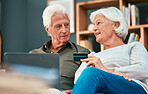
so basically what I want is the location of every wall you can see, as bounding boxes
[1,0,27,61]
[0,0,78,62]
[1,0,48,61]
[27,0,47,51]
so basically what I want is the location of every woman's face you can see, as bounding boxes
[93,15,115,43]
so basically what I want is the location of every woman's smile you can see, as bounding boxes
[94,32,101,36]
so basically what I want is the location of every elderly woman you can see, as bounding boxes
[72,7,148,94]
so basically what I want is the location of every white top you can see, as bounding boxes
[74,42,148,93]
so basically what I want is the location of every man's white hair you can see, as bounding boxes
[90,7,128,40]
[42,4,69,28]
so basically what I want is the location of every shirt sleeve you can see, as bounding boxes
[115,42,148,80]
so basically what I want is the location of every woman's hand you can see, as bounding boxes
[112,72,132,81]
[62,89,72,94]
[80,55,107,71]
[81,55,132,81]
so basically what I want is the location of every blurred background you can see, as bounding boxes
[0,0,148,62]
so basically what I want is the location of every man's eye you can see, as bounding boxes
[65,23,69,27]
[56,25,61,28]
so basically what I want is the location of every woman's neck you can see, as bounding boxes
[102,36,125,50]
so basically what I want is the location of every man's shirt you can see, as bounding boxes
[30,40,90,90]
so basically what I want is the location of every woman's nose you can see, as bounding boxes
[93,26,97,32]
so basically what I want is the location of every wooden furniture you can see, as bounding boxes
[76,0,148,51]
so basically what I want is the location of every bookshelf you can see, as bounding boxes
[76,0,148,51]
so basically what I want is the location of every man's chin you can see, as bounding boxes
[60,39,69,43]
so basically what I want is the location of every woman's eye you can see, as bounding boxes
[97,22,101,25]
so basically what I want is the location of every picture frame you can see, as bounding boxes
[47,0,75,33]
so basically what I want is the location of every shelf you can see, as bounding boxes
[79,24,148,37]
[125,0,148,4]
[79,30,94,37]
[129,24,148,29]
[77,0,119,9]
[76,0,148,51]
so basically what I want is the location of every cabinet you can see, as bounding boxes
[76,0,148,51]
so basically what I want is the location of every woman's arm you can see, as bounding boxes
[115,42,148,80]
[81,55,132,81]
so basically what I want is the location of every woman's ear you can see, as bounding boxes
[113,22,120,31]
[45,26,51,37]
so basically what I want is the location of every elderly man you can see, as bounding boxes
[30,4,90,90]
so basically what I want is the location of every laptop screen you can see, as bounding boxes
[4,52,60,89]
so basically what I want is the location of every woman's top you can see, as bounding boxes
[74,42,148,93]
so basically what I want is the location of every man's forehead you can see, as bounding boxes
[52,12,69,20]
[51,12,69,25]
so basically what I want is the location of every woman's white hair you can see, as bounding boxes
[42,4,69,28]
[90,7,128,40]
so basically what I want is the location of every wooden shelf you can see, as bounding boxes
[129,24,148,29]
[79,24,148,36]
[125,0,148,4]
[76,0,148,51]
[77,0,119,9]
[79,30,94,37]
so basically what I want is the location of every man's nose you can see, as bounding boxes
[61,26,68,33]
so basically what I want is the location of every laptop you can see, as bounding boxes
[3,52,60,89]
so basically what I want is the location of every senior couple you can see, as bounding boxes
[30,4,148,94]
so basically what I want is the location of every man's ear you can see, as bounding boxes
[113,22,120,31]
[45,26,51,37]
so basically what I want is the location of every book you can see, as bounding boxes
[125,7,129,25]
[128,3,131,26]
[131,5,140,26]
[131,36,135,43]
[134,34,140,41]
[122,5,126,18]
[122,3,131,26]
[127,33,135,44]
[123,4,131,26]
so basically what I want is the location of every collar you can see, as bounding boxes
[42,40,73,53]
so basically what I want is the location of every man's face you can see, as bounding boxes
[49,12,70,44]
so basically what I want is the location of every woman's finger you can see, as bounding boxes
[88,55,96,58]
[113,72,132,81]
[86,60,97,67]
[122,74,132,81]
[80,57,95,62]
